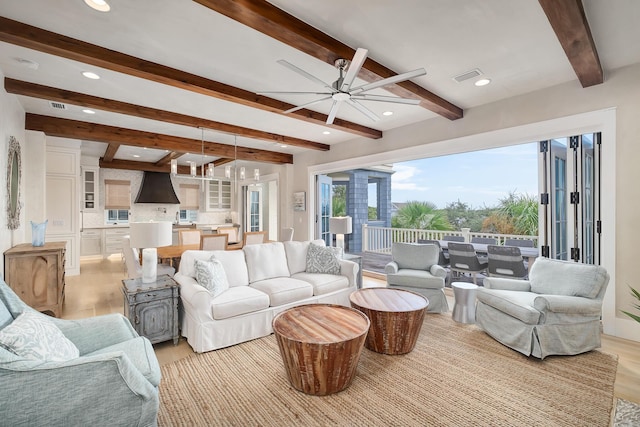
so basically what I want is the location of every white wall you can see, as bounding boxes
[292,62,640,341]
[0,69,26,277]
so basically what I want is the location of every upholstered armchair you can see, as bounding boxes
[476,257,610,359]
[385,242,449,312]
[0,279,160,426]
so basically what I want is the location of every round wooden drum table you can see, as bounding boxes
[350,288,429,355]
[272,304,370,396]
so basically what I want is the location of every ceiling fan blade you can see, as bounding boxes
[346,99,379,122]
[350,94,421,105]
[283,95,333,114]
[277,59,334,91]
[257,91,333,96]
[340,48,368,92]
[326,100,341,125]
[350,68,426,94]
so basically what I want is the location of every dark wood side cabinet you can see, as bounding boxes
[4,242,67,317]
[121,274,180,345]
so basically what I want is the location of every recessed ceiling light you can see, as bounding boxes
[279,144,288,148]
[382,111,393,116]
[132,154,140,158]
[475,78,491,87]
[84,0,110,12]
[322,131,331,135]
[82,109,95,114]
[82,71,100,80]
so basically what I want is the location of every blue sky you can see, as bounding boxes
[389,143,539,209]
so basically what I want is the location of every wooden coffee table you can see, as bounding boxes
[350,288,429,355]
[272,304,370,395]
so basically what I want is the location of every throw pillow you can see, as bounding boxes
[328,246,344,259]
[306,243,341,275]
[0,311,79,362]
[194,257,230,298]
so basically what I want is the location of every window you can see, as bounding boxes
[368,181,379,220]
[179,209,198,222]
[104,180,131,224]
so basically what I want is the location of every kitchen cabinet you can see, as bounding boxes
[104,227,130,257]
[80,229,102,256]
[4,242,66,317]
[206,179,232,210]
[81,166,99,212]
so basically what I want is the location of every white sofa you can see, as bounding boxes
[174,240,359,352]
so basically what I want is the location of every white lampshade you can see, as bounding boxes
[129,221,173,248]
[329,216,353,235]
[129,221,173,283]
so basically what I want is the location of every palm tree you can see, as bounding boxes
[392,201,452,230]
[482,191,538,235]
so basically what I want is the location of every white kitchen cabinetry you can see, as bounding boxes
[80,229,102,256]
[206,179,232,210]
[104,227,130,257]
[81,166,99,212]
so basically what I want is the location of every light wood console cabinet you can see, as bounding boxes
[4,242,67,317]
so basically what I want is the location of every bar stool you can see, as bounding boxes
[452,282,478,323]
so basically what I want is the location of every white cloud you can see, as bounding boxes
[392,165,430,191]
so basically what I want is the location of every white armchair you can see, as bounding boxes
[476,257,609,359]
[384,242,449,313]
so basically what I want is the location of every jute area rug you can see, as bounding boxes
[158,314,617,426]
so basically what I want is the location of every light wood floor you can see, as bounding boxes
[65,257,640,405]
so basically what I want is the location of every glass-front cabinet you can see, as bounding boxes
[82,166,99,212]
[206,179,232,210]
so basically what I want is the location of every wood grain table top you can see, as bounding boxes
[273,304,369,344]
[350,288,428,313]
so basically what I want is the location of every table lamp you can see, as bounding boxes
[329,216,352,250]
[129,221,173,283]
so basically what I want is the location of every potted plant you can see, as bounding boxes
[621,287,640,323]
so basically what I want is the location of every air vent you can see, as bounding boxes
[452,68,482,83]
[49,101,67,110]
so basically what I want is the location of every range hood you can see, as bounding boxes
[135,172,180,204]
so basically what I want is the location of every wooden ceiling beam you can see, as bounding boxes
[538,0,603,87]
[194,0,463,120]
[25,114,293,164]
[155,151,182,167]
[100,158,197,174]
[0,17,380,139]
[5,78,330,151]
[214,158,235,166]
[102,143,120,162]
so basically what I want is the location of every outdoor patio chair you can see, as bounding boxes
[487,245,527,279]
[471,237,498,245]
[417,239,449,266]
[504,238,535,248]
[442,235,465,242]
[447,242,488,286]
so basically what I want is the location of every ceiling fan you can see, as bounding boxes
[259,48,426,125]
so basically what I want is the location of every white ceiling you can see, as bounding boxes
[0,0,639,166]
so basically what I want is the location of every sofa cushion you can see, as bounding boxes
[85,336,160,387]
[194,257,229,297]
[0,300,12,329]
[211,286,270,320]
[284,239,326,274]
[529,257,608,298]
[387,269,445,289]
[243,242,290,283]
[306,243,341,275]
[477,289,541,324]
[392,242,439,270]
[180,250,249,287]
[0,311,79,362]
[291,272,349,296]
[250,277,314,306]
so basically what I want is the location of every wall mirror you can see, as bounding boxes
[7,136,22,230]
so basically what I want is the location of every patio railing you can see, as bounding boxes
[362,224,538,254]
